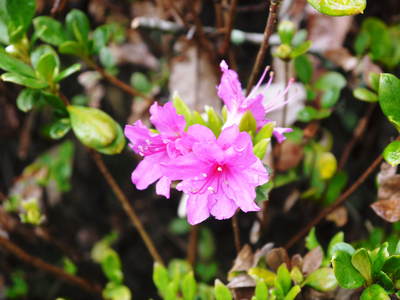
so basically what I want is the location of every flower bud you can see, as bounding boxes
[278,20,296,45]
[274,44,293,61]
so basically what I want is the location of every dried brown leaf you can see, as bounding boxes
[266,247,290,272]
[275,140,304,172]
[229,244,254,273]
[291,254,303,270]
[302,246,323,275]
[326,206,348,227]
[371,197,400,223]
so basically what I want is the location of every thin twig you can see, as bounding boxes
[0,236,102,296]
[18,111,36,160]
[285,152,384,249]
[246,0,282,94]
[90,151,164,265]
[51,0,68,16]
[187,225,198,266]
[338,103,376,170]
[232,213,241,253]
[220,0,239,56]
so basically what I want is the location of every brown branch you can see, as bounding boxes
[246,0,282,94]
[0,236,102,296]
[338,103,376,170]
[220,0,238,56]
[18,111,36,160]
[285,152,384,249]
[187,225,198,266]
[232,213,241,253]
[90,151,164,265]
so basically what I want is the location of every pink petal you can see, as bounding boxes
[217,60,245,111]
[186,193,211,225]
[209,192,238,220]
[273,127,293,143]
[156,176,172,198]
[217,125,240,149]
[149,102,186,136]
[131,153,166,190]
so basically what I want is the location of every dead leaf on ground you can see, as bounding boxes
[229,244,254,273]
[371,197,400,223]
[253,242,274,267]
[326,206,348,227]
[302,246,323,275]
[291,254,303,270]
[227,274,256,289]
[266,247,290,272]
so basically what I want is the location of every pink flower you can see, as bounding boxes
[124,102,187,198]
[164,125,269,225]
[217,60,293,143]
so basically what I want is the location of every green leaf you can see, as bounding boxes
[372,243,389,275]
[376,271,393,291]
[66,9,90,47]
[360,284,390,300]
[297,106,318,122]
[324,171,347,205]
[321,88,341,108]
[153,263,169,296]
[278,20,296,45]
[214,280,232,300]
[101,249,123,283]
[99,47,116,70]
[383,141,400,166]
[16,88,41,112]
[303,268,338,292]
[48,118,71,140]
[59,40,85,56]
[93,24,112,53]
[67,105,125,154]
[362,18,391,62]
[305,227,320,251]
[62,257,77,275]
[254,280,269,300]
[276,264,292,296]
[33,16,67,46]
[181,272,196,300]
[351,249,373,284]
[317,152,337,180]
[239,110,257,134]
[54,63,81,82]
[102,282,131,300]
[369,73,380,91]
[294,55,313,84]
[30,45,59,69]
[1,72,48,89]
[284,286,301,300]
[327,232,345,259]
[1,0,36,43]
[353,88,378,102]
[206,106,223,136]
[354,31,370,56]
[130,72,152,94]
[330,242,355,257]
[254,122,274,144]
[248,267,276,286]
[253,138,270,160]
[5,271,28,298]
[315,72,346,91]
[307,0,366,16]
[382,255,400,276]
[379,73,400,131]
[172,92,192,126]
[290,40,312,58]
[332,250,365,289]
[0,51,35,77]
[36,52,59,82]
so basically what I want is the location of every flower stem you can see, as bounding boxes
[232,213,241,253]
[0,235,103,296]
[285,152,384,249]
[90,151,164,265]
[187,225,198,266]
[246,0,282,94]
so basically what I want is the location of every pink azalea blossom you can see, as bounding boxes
[217,60,293,143]
[164,125,269,225]
[124,102,187,198]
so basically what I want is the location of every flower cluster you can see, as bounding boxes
[124,61,293,225]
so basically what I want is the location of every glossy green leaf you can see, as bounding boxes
[33,16,67,46]
[294,55,313,84]
[372,243,389,275]
[290,40,312,58]
[315,72,346,91]
[297,106,318,122]
[67,105,125,154]
[99,47,116,70]
[153,263,169,295]
[16,88,41,112]
[330,242,355,257]
[327,232,345,259]
[303,268,338,292]
[239,110,257,134]
[360,284,390,300]
[353,88,378,102]
[324,171,347,205]
[0,51,35,78]
[130,72,152,94]
[284,285,301,300]
[276,264,291,296]
[59,40,85,56]
[54,63,81,82]
[321,88,340,108]
[214,280,232,300]
[354,31,370,56]
[305,227,320,251]
[307,0,366,16]
[172,92,192,126]
[248,267,276,286]
[66,9,90,47]
[254,122,274,144]
[254,280,269,300]
[181,272,196,300]
[375,271,393,291]
[48,118,71,140]
[101,249,123,283]
[102,282,131,300]
[206,106,223,136]
[382,255,400,275]
[383,141,400,166]
[379,73,400,131]
[253,138,270,160]
[1,72,48,89]
[362,18,391,62]
[36,52,59,82]
[332,250,365,289]
[351,249,373,284]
